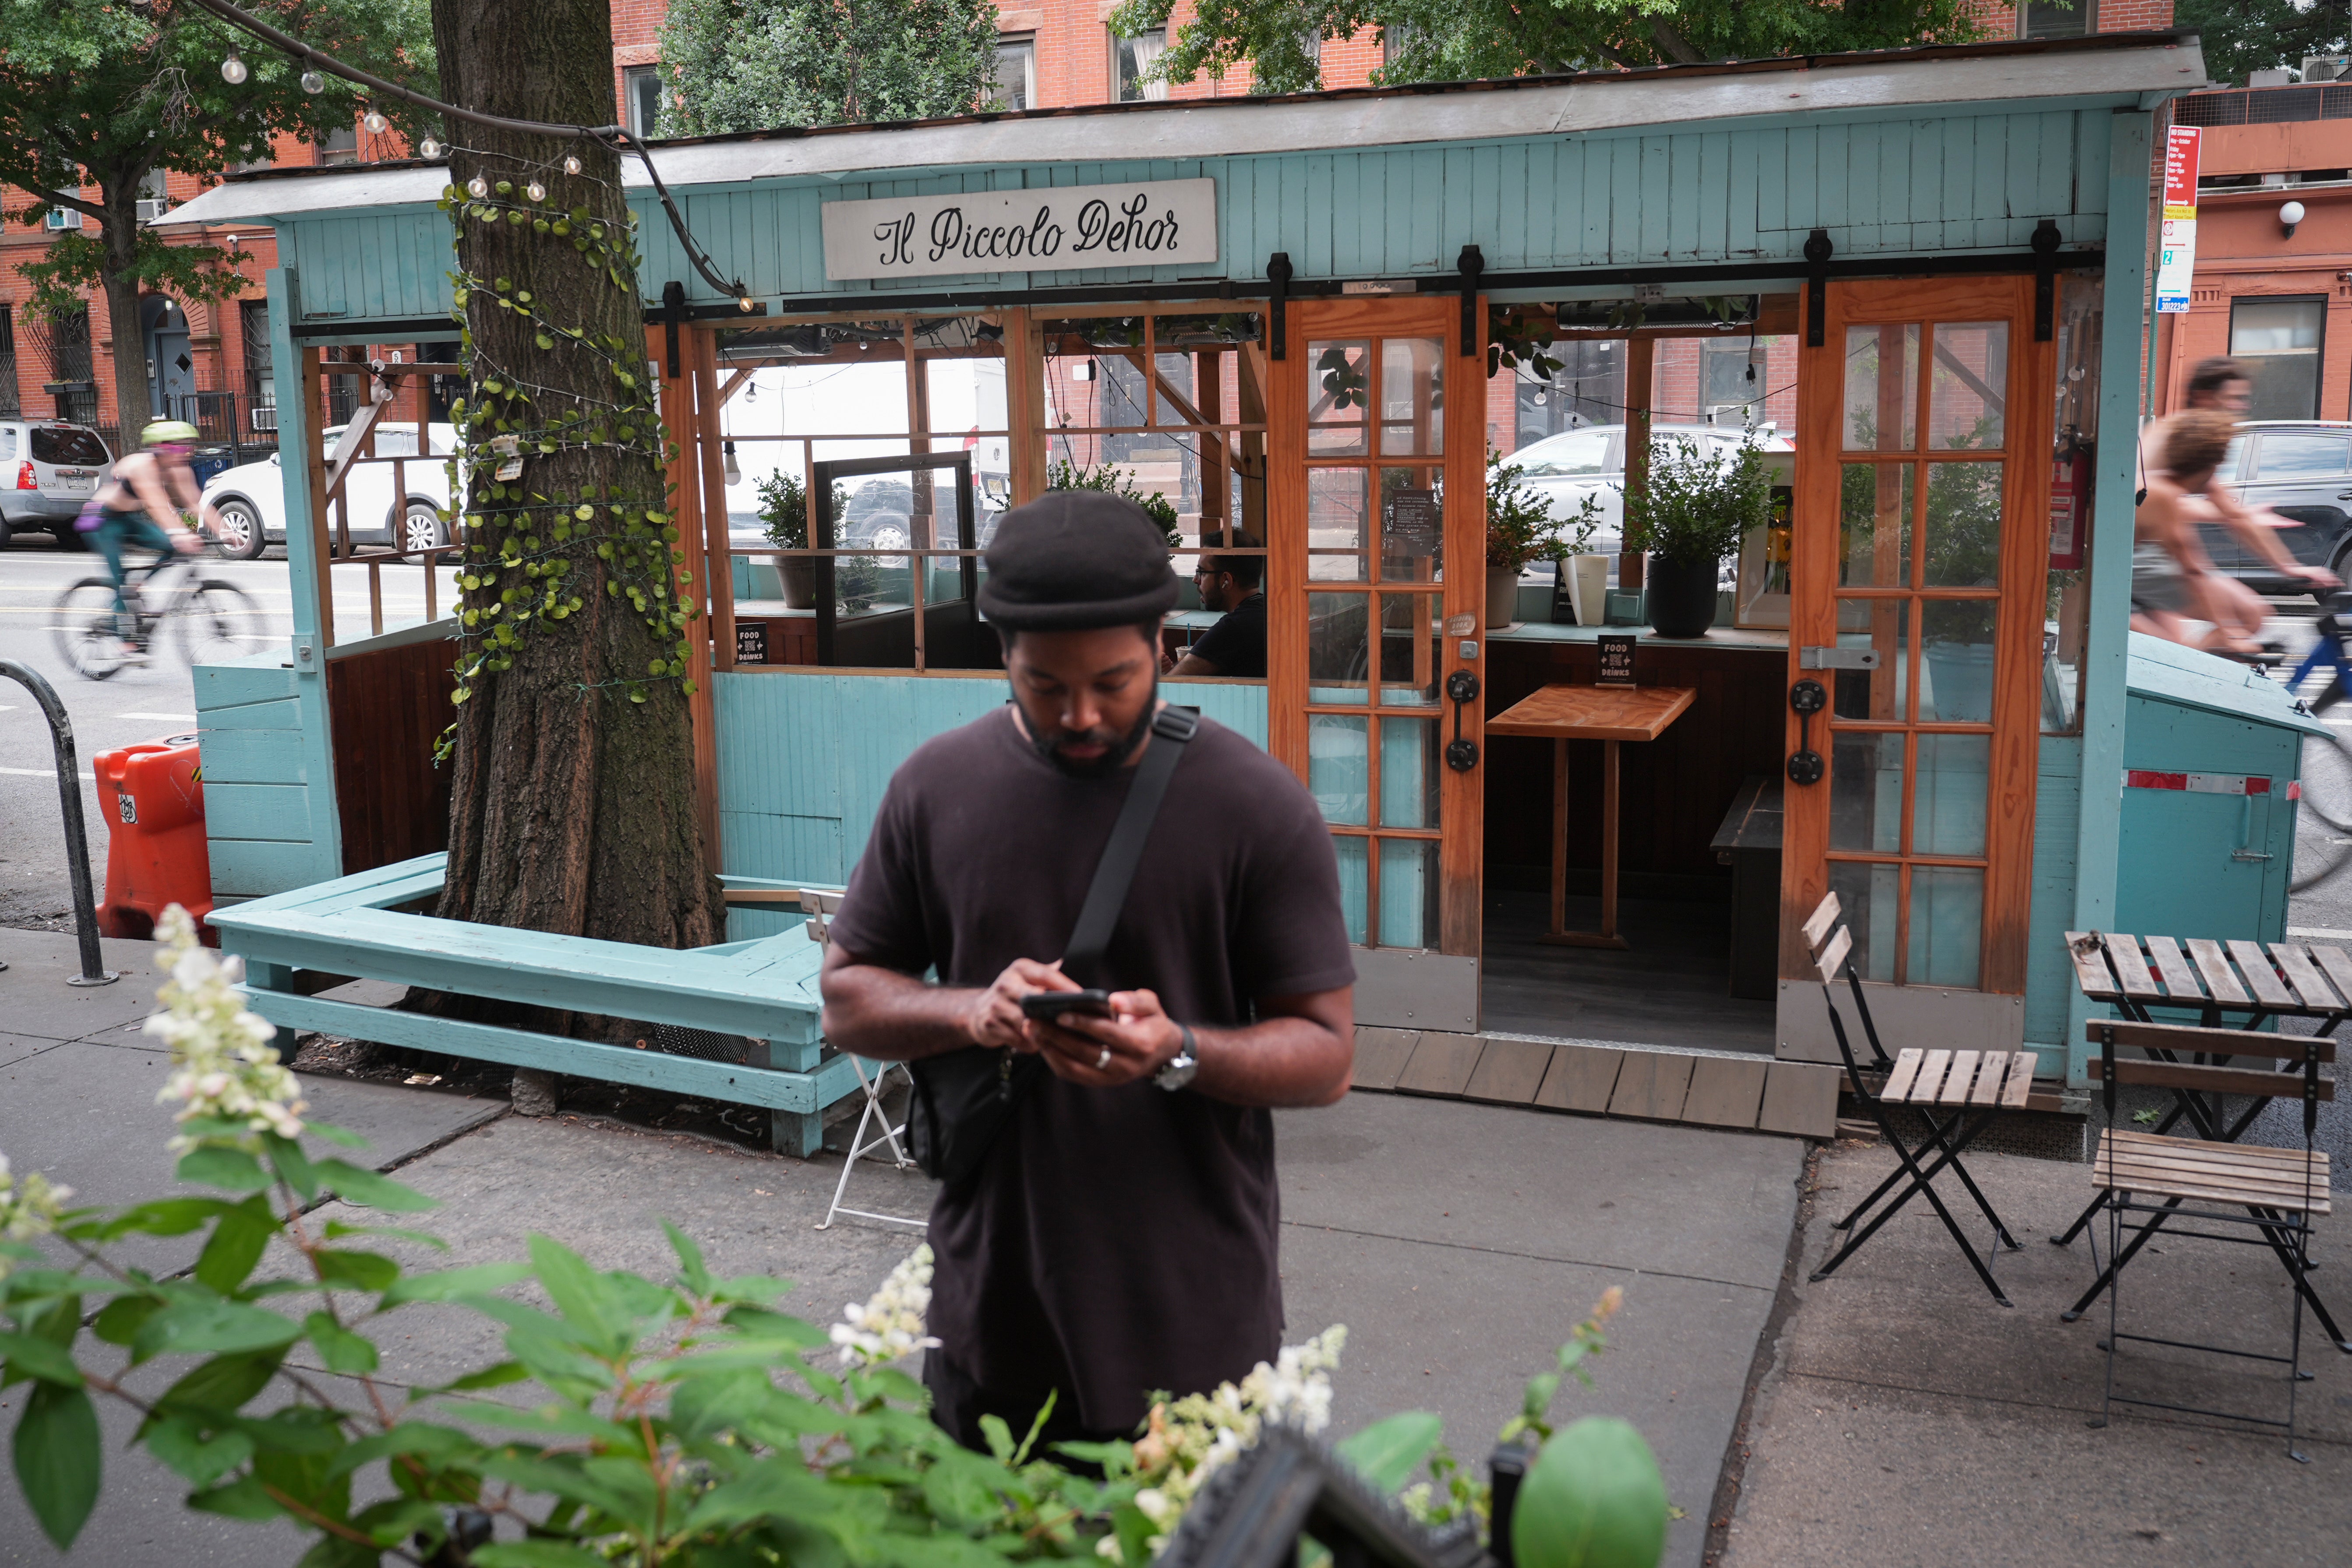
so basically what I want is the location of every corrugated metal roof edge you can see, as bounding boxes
[212,28,2199,186]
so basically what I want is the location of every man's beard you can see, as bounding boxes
[1028,680,1158,779]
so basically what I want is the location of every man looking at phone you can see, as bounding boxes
[820,491,1355,1451]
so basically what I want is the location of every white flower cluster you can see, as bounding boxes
[1106,1325,1348,1561]
[144,905,306,1151]
[830,1242,941,1367]
[0,1149,72,1279]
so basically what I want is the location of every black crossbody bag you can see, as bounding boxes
[905,706,1199,1187]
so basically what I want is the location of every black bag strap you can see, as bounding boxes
[1062,705,1199,985]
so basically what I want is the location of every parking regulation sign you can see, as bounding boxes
[2154,125,2201,314]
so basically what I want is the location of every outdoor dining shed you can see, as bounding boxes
[159,29,2251,1132]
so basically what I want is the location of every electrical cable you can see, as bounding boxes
[181,0,748,302]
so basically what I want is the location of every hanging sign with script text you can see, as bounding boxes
[820,179,1218,282]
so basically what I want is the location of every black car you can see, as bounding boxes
[2205,421,2352,593]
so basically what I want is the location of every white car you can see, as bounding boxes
[1507,421,1795,560]
[201,422,458,560]
[0,421,113,547]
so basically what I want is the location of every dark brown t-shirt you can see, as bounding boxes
[829,705,1354,1433]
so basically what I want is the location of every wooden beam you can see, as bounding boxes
[300,347,336,649]
[1621,336,1653,591]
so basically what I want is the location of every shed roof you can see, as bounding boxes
[2126,632,2330,737]
[159,32,2204,232]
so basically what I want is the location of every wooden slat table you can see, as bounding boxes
[1488,684,1695,950]
[2061,929,2351,1351]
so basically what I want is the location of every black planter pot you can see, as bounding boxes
[1645,554,1720,638]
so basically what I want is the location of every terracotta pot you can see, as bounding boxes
[778,555,817,610]
[1486,564,1522,629]
[1645,555,1720,638]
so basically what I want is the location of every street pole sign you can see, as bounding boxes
[2154,125,2201,314]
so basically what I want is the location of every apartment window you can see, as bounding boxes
[241,300,275,429]
[44,192,82,230]
[0,305,18,419]
[2230,296,2327,420]
[2018,0,2094,39]
[1701,339,1768,416]
[625,65,665,139]
[317,124,359,166]
[1113,29,1167,102]
[990,33,1036,111]
[136,168,170,223]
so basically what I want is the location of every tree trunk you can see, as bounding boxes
[99,184,148,441]
[426,0,718,974]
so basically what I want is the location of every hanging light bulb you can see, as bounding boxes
[221,47,249,85]
[723,441,742,485]
[738,296,756,313]
[364,109,388,134]
[563,155,582,176]
[419,136,441,159]
[300,69,326,95]
[467,176,488,199]
[526,180,546,202]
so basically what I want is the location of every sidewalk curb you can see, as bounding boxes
[1702,1143,1821,1566]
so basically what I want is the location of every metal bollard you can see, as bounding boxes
[0,660,118,985]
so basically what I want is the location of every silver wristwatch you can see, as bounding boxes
[1155,1024,1199,1091]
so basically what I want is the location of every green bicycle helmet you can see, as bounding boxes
[142,419,201,447]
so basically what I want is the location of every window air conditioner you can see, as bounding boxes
[2303,56,2352,83]
[136,198,170,223]
[251,405,279,433]
[44,207,80,230]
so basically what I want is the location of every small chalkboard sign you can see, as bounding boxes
[735,621,769,666]
[1596,633,1636,686]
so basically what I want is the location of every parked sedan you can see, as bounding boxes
[2196,421,2352,594]
[0,421,113,547]
[200,422,458,559]
[1507,421,1793,559]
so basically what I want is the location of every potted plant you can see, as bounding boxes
[756,470,818,608]
[1048,456,1184,548]
[1625,429,1771,639]
[1486,447,1581,629]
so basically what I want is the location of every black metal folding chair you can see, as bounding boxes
[2081,1018,2332,1460]
[1802,891,2034,1306]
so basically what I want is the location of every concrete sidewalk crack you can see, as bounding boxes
[1278,1219,1779,1294]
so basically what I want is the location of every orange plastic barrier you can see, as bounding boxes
[92,732,213,944]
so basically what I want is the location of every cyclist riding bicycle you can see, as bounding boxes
[77,420,227,660]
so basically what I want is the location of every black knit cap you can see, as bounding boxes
[977,490,1180,631]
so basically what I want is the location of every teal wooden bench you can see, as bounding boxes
[207,853,862,1155]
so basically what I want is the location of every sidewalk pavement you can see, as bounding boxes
[1720,1136,2352,1568]
[0,925,1808,1568]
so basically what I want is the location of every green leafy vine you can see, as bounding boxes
[433,175,697,759]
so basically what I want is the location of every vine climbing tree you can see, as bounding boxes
[425,0,719,1002]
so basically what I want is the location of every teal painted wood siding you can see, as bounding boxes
[712,670,1268,936]
[194,656,341,902]
[2024,736,2083,1067]
[279,108,2112,322]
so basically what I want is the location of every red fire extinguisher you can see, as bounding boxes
[2049,431,2092,570]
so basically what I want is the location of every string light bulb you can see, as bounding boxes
[221,47,248,85]
[723,441,741,485]
[419,137,441,159]
[364,109,388,134]
[526,180,546,202]
[563,155,582,176]
[738,296,756,312]
[467,176,488,199]
[300,69,326,95]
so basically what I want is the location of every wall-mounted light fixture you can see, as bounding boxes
[2281,199,2308,238]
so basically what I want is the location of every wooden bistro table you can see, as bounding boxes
[1487,683,1696,949]
[2062,929,2352,1351]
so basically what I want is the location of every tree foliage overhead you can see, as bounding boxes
[656,0,1002,134]
[2177,0,2350,87]
[1106,0,1990,98]
[0,0,435,432]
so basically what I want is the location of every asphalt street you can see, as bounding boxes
[0,533,456,930]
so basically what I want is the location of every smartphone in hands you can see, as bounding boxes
[1019,989,1115,1021]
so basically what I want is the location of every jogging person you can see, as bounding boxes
[820,491,1356,1452]
[81,420,224,656]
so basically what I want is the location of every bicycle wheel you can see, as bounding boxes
[2293,725,2352,891]
[171,579,268,667]
[48,579,132,681]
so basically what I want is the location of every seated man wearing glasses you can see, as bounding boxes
[1165,530,1265,678]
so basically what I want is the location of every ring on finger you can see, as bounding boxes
[1097,1046,1112,1070]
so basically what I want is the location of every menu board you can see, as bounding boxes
[1597,633,1636,686]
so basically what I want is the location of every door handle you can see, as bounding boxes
[1444,669,1480,772]
[1788,679,1827,785]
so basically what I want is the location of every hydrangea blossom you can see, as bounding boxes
[0,1149,71,1280]
[1106,1325,1348,1560]
[144,904,306,1150]
[831,1243,942,1367]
